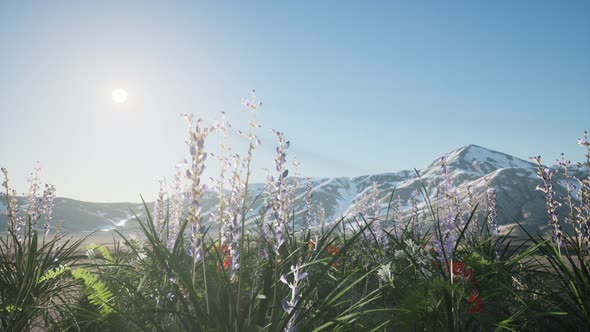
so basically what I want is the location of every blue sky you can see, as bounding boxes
[1,1,589,202]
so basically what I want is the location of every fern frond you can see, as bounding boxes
[71,267,116,318]
[87,243,115,263]
[38,264,70,283]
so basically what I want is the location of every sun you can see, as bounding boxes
[112,89,128,103]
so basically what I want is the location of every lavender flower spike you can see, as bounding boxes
[184,114,210,263]
[1,168,19,235]
[486,188,499,237]
[433,157,458,260]
[227,153,245,280]
[268,129,290,255]
[40,183,56,241]
[531,156,563,249]
[578,131,590,166]
[280,262,308,332]
[153,179,166,240]
[25,163,42,231]
[303,178,313,234]
[167,167,184,251]
[409,189,422,236]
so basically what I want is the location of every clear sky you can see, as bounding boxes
[1,1,589,202]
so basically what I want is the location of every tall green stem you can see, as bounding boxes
[270,255,281,325]
[235,111,256,331]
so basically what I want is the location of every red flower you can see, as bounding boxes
[223,256,231,270]
[215,245,231,271]
[326,245,340,255]
[445,261,474,282]
[215,244,229,254]
[307,240,316,257]
[468,289,484,314]
[326,245,341,269]
[447,261,465,275]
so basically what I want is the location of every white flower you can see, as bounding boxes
[377,263,394,284]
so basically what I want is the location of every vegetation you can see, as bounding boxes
[1,94,589,331]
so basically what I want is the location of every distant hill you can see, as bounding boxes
[1,145,586,238]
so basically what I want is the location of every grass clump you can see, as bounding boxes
[2,95,590,331]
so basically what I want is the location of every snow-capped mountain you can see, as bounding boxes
[0,198,151,234]
[1,145,585,238]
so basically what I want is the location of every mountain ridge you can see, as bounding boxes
[1,144,584,238]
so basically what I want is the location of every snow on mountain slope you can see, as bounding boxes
[1,144,580,238]
[462,145,534,169]
[240,151,556,236]
[422,145,535,178]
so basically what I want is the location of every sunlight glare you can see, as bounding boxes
[112,89,128,103]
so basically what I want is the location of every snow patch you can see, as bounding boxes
[94,210,107,218]
[336,184,361,219]
[462,145,534,169]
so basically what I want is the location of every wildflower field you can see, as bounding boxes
[2,94,590,331]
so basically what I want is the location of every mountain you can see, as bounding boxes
[1,145,586,238]
[0,198,150,234]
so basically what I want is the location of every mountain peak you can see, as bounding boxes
[453,143,499,158]
[446,144,535,174]
[421,144,535,179]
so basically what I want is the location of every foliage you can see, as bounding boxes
[2,95,589,331]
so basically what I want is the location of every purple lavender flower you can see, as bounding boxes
[556,154,582,243]
[531,156,563,248]
[260,198,271,259]
[303,178,313,234]
[183,114,210,263]
[486,188,498,236]
[392,195,403,240]
[315,202,326,235]
[1,168,22,239]
[210,112,230,243]
[357,183,381,244]
[578,131,590,167]
[268,129,290,255]
[576,176,590,247]
[167,167,184,251]
[228,214,242,278]
[226,153,245,279]
[280,262,308,332]
[25,163,42,232]
[40,183,56,240]
[433,157,458,259]
[2,165,57,242]
[409,189,422,236]
[576,131,590,246]
[224,91,262,279]
[242,89,262,111]
[370,182,386,246]
[153,180,166,239]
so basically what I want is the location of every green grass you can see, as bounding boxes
[2,99,588,331]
